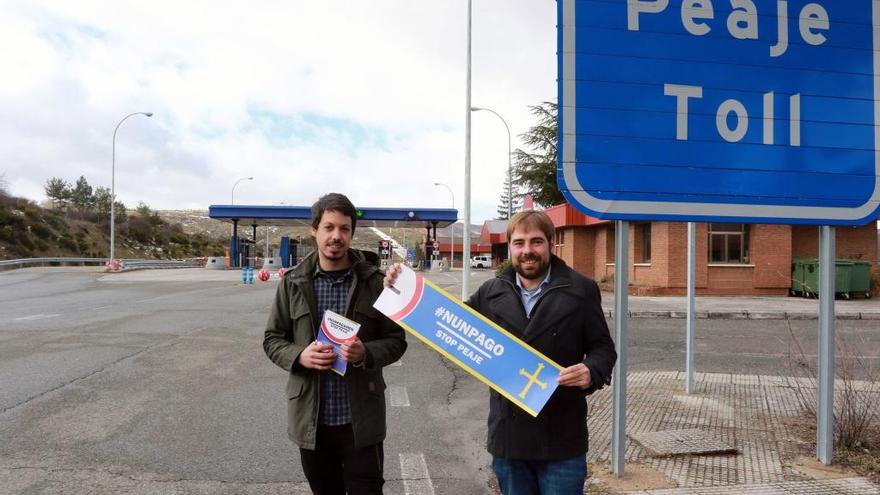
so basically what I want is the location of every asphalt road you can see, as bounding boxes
[2,266,879,494]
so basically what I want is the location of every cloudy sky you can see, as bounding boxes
[1,1,557,222]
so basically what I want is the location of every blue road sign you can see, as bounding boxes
[558,0,880,225]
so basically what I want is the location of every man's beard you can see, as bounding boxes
[323,242,347,259]
[513,254,549,280]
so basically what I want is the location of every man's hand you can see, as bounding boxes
[558,363,592,389]
[340,336,366,365]
[298,341,336,370]
[383,262,402,288]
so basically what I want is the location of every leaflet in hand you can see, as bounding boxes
[317,309,361,375]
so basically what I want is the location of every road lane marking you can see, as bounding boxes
[13,314,60,321]
[390,386,410,407]
[399,453,434,495]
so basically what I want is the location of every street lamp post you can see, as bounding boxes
[434,182,455,269]
[231,176,254,205]
[110,111,153,265]
[229,177,254,267]
[471,106,513,219]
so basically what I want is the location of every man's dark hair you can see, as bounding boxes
[311,193,357,232]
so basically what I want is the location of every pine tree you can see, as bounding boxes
[496,169,522,219]
[69,176,94,211]
[93,187,112,217]
[44,177,71,209]
[511,101,562,208]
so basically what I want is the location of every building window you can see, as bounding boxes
[555,228,565,250]
[639,223,652,263]
[709,223,750,263]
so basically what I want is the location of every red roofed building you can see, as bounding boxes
[489,202,878,296]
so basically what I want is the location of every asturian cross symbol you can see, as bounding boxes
[518,363,547,399]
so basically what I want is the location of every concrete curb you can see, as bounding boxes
[603,310,880,320]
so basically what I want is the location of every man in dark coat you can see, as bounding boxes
[386,210,616,494]
[264,193,406,495]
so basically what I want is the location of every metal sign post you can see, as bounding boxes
[686,222,696,394]
[611,220,629,475]
[817,226,836,463]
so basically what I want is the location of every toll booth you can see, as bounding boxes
[229,235,240,268]
[239,238,256,267]
[279,236,300,268]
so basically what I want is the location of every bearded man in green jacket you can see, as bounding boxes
[264,193,406,495]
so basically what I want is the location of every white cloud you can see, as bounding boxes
[0,0,556,223]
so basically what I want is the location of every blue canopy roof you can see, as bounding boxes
[208,205,457,228]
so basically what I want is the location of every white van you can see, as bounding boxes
[471,255,492,269]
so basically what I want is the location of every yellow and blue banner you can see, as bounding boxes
[374,265,560,417]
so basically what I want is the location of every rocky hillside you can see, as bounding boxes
[0,194,227,260]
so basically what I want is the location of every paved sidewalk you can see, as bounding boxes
[600,294,880,320]
[586,371,879,494]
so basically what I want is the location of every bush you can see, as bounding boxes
[495,259,511,276]
[169,231,189,245]
[31,223,52,239]
[0,225,14,243]
[128,217,153,244]
[58,234,76,251]
[784,321,880,449]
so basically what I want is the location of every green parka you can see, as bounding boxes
[263,249,407,450]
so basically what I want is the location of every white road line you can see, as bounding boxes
[390,386,410,407]
[399,453,434,495]
[13,313,60,322]
[389,360,402,367]
[92,305,113,310]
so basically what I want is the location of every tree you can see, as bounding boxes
[496,169,522,219]
[69,176,94,210]
[511,101,563,208]
[136,201,152,217]
[0,173,8,197]
[44,177,71,209]
[93,187,112,217]
[114,201,128,224]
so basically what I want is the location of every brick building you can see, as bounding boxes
[539,203,878,296]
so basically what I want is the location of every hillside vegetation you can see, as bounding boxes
[0,186,226,261]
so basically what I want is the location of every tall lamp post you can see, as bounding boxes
[231,176,253,205]
[110,111,153,265]
[229,177,257,266]
[471,106,513,219]
[434,182,456,269]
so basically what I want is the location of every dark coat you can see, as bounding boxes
[466,255,617,460]
[263,249,407,450]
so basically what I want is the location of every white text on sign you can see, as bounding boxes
[627,0,829,58]
[629,1,828,147]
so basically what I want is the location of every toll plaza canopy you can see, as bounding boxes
[208,205,457,228]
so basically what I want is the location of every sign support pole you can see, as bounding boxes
[685,222,696,394]
[817,226,835,464]
[612,220,629,476]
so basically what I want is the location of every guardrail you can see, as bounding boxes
[0,257,203,271]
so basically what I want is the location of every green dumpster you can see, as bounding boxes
[800,259,854,299]
[850,260,873,298]
[790,259,809,296]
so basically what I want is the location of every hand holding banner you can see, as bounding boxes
[374,265,561,416]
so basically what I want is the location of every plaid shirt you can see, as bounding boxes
[314,264,354,426]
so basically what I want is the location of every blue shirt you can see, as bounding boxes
[516,266,552,318]
[313,264,353,426]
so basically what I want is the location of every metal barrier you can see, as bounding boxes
[0,257,201,271]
